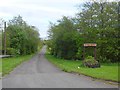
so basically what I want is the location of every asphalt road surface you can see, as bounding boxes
[2,46,118,88]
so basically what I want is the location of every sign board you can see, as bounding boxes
[84,43,97,47]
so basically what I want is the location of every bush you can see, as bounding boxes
[99,56,111,63]
[83,56,100,68]
[6,48,16,55]
[86,56,94,59]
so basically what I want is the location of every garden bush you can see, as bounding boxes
[83,56,100,68]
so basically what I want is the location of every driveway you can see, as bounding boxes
[2,46,118,88]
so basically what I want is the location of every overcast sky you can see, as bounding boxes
[0,0,116,39]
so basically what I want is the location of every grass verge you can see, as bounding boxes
[45,53,119,82]
[2,54,34,76]
[0,58,2,73]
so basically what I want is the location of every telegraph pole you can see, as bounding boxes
[4,22,6,55]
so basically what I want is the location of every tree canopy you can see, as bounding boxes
[3,15,41,55]
[47,1,119,62]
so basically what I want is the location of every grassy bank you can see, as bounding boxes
[2,54,34,76]
[0,58,2,73]
[45,53,119,82]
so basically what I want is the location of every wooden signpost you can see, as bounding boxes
[4,22,6,55]
[83,43,97,60]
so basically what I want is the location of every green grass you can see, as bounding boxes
[45,53,119,82]
[0,58,2,73]
[2,54,34,76]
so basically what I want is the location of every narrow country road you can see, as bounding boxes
[2,46,118,88]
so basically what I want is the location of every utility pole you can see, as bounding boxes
[4,22,6,55]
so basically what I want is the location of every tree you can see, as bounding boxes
[5,15,40,55]
[77,1,119,62]
[48,1,119,62]
[48,16,81,60]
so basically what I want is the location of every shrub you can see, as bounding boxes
[99,56,111,63]
[86,56,94,59]
[6,48,16,55]
[83,56,100,68]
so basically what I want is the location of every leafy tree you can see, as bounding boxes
[48,1,119,62]
[5,15,40,55]
[77,1,119,62]
[48,16,81,59]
